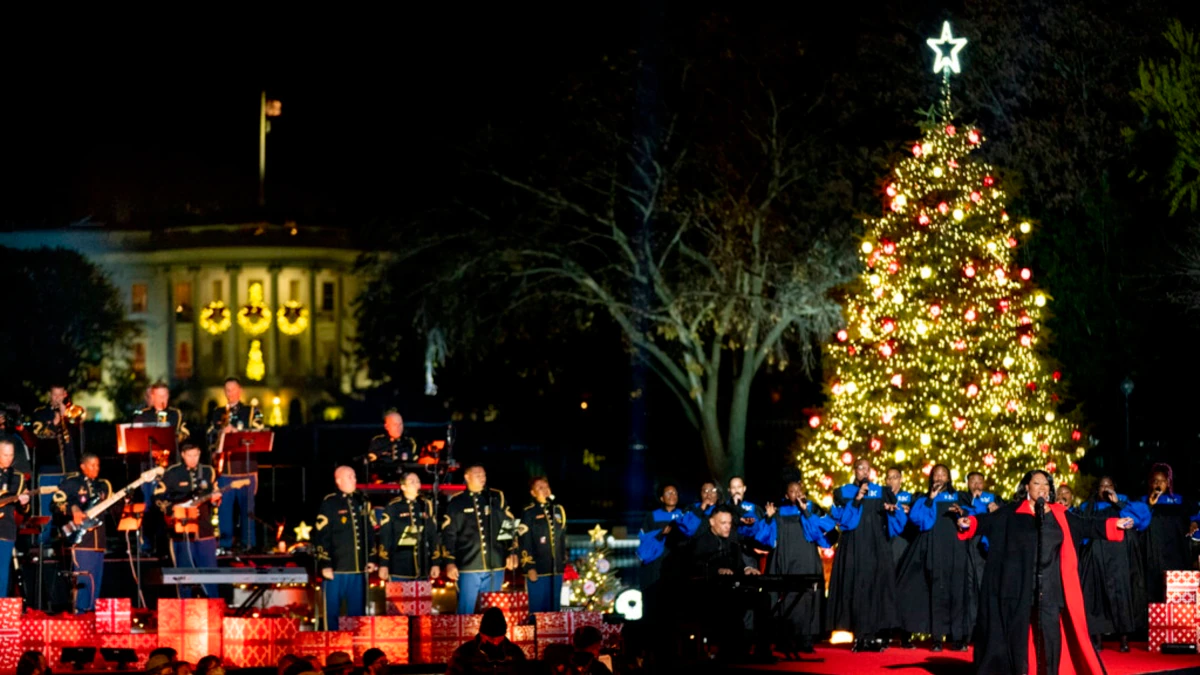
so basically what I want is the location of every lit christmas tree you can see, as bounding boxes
[565,525,622,612]
[800,22,1086,501]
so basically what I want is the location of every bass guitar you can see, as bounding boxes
[61,467,164,545]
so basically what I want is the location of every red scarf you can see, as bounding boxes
[1016,499,1122,675]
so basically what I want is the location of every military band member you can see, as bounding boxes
[0,406,33,475]
[517,476,568,613]
[366,411,417,483]
[32,385,83,544]
[54,454,113,612]
[155,442,220,599]
[376,472,439,581]
[133,382,189,463]
[315,466,377,630]
[134,383,189,555]
[207,377,265,553]
[440,465,518,614]
[0,440,30,597]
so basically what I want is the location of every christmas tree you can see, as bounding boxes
[800,22,1085,501]
[565,525,622,612]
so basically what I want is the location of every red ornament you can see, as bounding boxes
[922,462,934,476]
[872,287,885,299]
[953,417,968,430]
[963,264,976,278]
[968,129,981,144]
[953,339,967,350]
[945,125,957,136]
[1020,268,1032,280]
[881,318,895,333]
[1071,429,1082,442]
[841,451,854,465]
[869,438,882,452]
[938,202,950,215]
[1039,443,1050,454]
[832,383,844,395]
[1052,370,1062,381]
[882,240,896,255]
[1026,382,1037,391]
[808,415,821,428]
[983,453,996,467]
[868,251,880,268]
[1007,237,1018,248]
[836,330,848,342]
[971,191,983,203]
[1070,462,1079,473]
[948,159,959,169]
[983,175,995,186]
[820,475,833,489]
[890,374,903,387]
[930,304,942,318]
[564,565,579,581]
[998,299,1010,313]
[1006,400,1019,412]
[1020,334,1033,347]
[887,260,900,274]
[994,268,1007,281]
[992,371,1005,385]
[879,343,893,358]
[966,383,979,397]
[1045,461,1057,473]
[964,308,977,322]
[886,184,898,197]
[881,412,895,425]
[832,420,843,432]
[848,345,857,355]
[918,212,931,226]
[912,144,923,157]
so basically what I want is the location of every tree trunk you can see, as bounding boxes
[726,365,752,480]
[699,397,728,481]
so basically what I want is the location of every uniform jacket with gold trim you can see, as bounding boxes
[518,500,568,575]
[440,488,515,572]
[376,495,438,578]
[315,491,376,573]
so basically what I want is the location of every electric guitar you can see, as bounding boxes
[61,467,164,545]
[173,478,250,510]
[0,486,60,518]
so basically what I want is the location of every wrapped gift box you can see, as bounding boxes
[158,598,225,663]
[409,616,434,665]
[385,581,433,616]
[96,598,132,635]
[534,611,603,639]
[1149,627,1198,652]
[1166,590,1198,604]
[223,617,302,667]
[341,616,410,664]
[428,614,530,663]
[1148,602,1198,628]
[99,633,158,668]
[22,613,99,670]
[509,624,536,660]
[1165,570,1200,589]
[291,631,353,665]
[599,621,624,650]
[0,598,22,672]
[478,591,529,617]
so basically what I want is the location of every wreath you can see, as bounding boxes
[277,301,310,336]
[199,301,232,335]
[238,283,272,336]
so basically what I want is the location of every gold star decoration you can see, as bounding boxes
[294,520,313,541]
[587,524,608,544]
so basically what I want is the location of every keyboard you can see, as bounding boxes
[160,567,309,585]
[712,574,823,593]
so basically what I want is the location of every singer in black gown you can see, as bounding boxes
[765,482,835,653]
[1139,464,1194,602]
[957,470,1133,675]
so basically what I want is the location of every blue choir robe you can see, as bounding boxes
[637,507,692,620]
[1078,495,1150,635]
[827,482,904,636]
[895,489,975,641]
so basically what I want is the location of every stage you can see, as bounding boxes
[713,642,1200,675]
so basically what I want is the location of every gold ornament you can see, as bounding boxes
[587,524,608,544]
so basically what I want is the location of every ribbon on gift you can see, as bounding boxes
[158,599,225,663]
[96,598,133,635]
[341,616,410,664]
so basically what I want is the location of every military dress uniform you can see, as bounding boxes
[377,495,439,580]
[132,406,189,554]
[207,401,264,550]
[441,488,515,614]
[517,499,568,613]
[155,462,219,598]
[366,434,417,482]
[0,465,28,597]
[315,490,375,630]
[54,472,113,611]
[31,406,83,544]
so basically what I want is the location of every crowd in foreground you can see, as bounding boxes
[637,459,1199,672]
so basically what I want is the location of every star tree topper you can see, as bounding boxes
[927,21,968,75]
[587,524,608,544]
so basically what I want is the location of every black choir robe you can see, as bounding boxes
[961,499,1127,675]
[827,482,904,636]
[890,490,916,567]
[1077,496,1150,636]
[895,490,974,640]
[766,503,834,641]
[1137,493,1194,602]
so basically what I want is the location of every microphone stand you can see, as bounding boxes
[1033,497,1045,675]
[359,491,372,616]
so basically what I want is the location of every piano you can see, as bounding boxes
[160,567,309,585]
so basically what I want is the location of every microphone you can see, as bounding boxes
[1035,496,1046,527]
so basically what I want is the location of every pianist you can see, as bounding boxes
[685,505,767,663]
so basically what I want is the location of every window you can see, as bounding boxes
[288,338,302,367]
[289,279,301,302]
[321,282,335,311]
[131,284,148,313]
[322,340,337,378]
[132,342,146,374]
[176,341,193,379]
[212,280,224,303]
[212,338,225,372]
[175,282,193,321]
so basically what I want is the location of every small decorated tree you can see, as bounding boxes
[565,524,622,612]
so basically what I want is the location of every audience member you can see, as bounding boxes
[447,607,527,674]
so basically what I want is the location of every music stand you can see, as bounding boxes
[118,423,177,467]
[218,430,273,475]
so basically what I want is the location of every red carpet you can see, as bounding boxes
[729,642,1200,674]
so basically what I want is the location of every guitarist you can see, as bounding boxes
[0,439,31,598]
[53,453,112,612]
[154,442,220,599]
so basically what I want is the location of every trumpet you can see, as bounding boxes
[61,402,87,424]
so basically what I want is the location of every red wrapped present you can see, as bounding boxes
[478,591,529,617]
[1148,602,1198,627]
[385,581,433,616]
[1165,570,1200,589]
[341,616,410,664]
[0,598,22,672]
[409,616,433,665]
[428,614,529,663]
[1165,590,1198,604]
[223,617,302,667]
[22,613,99,670]
[96,598,132,635]
[599,621,624,650]
[509,624,536,660]
[534,611,603,639]
[99,633,158,668]
[291,631,353,665]
[158,598,224,663]
[1149,627,1197,652]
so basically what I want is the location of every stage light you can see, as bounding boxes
[615,589,643,621]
